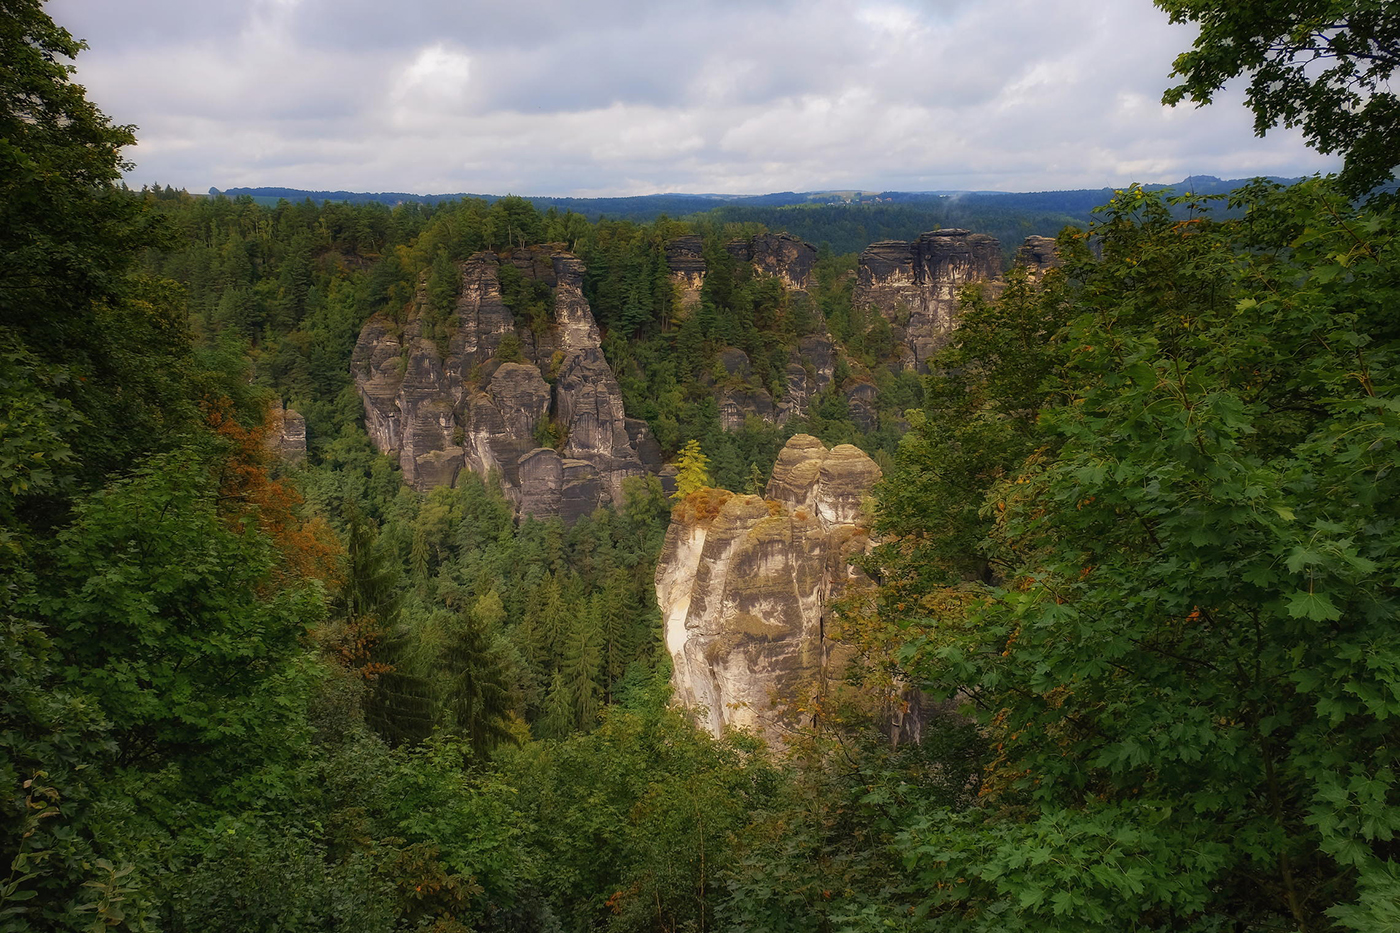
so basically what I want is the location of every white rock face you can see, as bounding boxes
[655,435,880,743]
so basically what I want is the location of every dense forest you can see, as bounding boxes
[3,0,1400,931]
[217,176,1284,258]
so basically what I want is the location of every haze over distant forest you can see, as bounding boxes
[3,1,1400,933]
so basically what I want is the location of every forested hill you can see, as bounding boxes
[9,0,1400,930]
[215,176,1298,254]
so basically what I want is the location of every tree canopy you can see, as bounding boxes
[1158,0,1400,194]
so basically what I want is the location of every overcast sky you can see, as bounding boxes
[47,0,1340,196]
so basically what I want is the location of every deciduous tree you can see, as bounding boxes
[1158,0,1400,194]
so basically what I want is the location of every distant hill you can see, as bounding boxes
[215,176,1299,214]
[211,186,820,217]
[213,176,1304,255]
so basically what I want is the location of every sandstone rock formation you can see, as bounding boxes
[656,435,881,742]
[675,231,820,303]
[845,382,878,432]
[1015,235,1060,280]
[708,335,842,432]
[351,249,655,520]
[659,230,844,431]
[266,400,307,463]
[855,229,1002,368]
[664,234,707,311]
[749,232,817,291]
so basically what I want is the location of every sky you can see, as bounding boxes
[47,0,1340,197]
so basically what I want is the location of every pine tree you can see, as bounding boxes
[409,524,430,582]
[535,572,568,667]
[671,439,712,499]
[563,604,604,731]
[598,572,632,691]
[538,671,574,741]
[437,612,516,759]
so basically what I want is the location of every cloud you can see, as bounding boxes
[46,0,1340,195]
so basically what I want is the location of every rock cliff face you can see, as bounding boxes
[664,234,707,311]
[656,435,881,742]
[266,400,307,463]
[855,229,1002,368]
[660,231,841,430]
[748,232,817,291]
[669,231,819,301]
[351,249,655,521]
[1015,235,1060,280]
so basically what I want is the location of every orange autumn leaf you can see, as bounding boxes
[203,398,341,587]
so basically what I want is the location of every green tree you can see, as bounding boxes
[875,264,1074,588]
[562,606,604,732]
[892,183,1400,931]
[503,703,764,933]
[671,439,712,500]
[1158,0,1400,194]
[37,449,321,779]
[1,1,197,511]
[485,195,545,250]
[436,613,516,760]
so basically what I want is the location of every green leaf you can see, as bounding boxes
[1286,590,1343,622]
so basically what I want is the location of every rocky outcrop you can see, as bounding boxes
[516,448,608,525]
[845,383,878,433]
[855,229,1002,368]
[719,386,778,431]
[668,231,819,314]
[665,234,707,311]
[460,362,552,493]
[657,435,881,742]
[750,233,817,291]
[351,249,655,520]
[710,335,842,431]
[779,335,837,422]
[721,233,818,291]
[266,400,307,463]
[1015,235,1059,280]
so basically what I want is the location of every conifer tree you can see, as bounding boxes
[671,439,712,499]
[538,671,574,741]
[437,612,515,759]
[563,604,604,731]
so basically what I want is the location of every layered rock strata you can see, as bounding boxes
[668,231,819,305]
[664,234,707,311]
[748,232,817,291]
[855,229,1002,368]
[266,400,307,463]
[660,231,840,430]
[352,249,655,521]
[1015,235,1060,280]
[656,435,881,742]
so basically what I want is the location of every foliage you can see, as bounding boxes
[21,4,1400,932]
[0,2,195,498]
[497,260,555,337]
[503,697,770,933]
[670,439,712,500]
[887,181,1400,930]
[34,447,324,783]
[1158,0,1400,194]
[874,262,1075,590]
